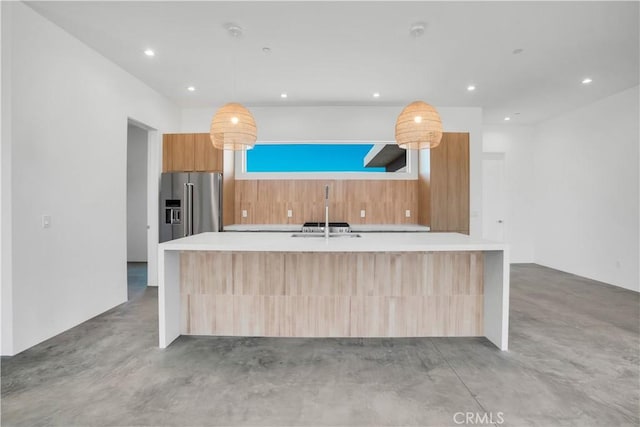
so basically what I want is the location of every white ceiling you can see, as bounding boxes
[26,1,639,124]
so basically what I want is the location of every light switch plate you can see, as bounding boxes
[405,210,411,218]
[42,215,51,228]
[287,209,293,218]
[242,210,248,218]
[360,210,366,218]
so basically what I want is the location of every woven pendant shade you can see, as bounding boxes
[395,101,443,150]
[210,103,257,150]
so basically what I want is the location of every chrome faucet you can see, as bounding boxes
[324,184,330,240]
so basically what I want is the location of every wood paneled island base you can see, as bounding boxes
[180,251,484,338]
[159,232,509,350]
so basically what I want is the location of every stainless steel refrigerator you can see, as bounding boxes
[159,172,222,242]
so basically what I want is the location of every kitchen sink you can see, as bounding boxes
[301,222,351,233]
[295,221,358,238]
[291,232,362,238]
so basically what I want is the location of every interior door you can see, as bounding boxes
[482,153,506,241]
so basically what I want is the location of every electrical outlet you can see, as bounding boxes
[242,210,248,218]
[42,215,51,228]
[360,210,366,218]
[405,210,411,218]
[287,209,293,218]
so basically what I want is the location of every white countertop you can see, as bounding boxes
[224,224,431,232]
[160,232,506,253]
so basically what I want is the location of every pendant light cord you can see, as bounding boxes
[225,23,243,101]
[232,40,237,101]
[410,22,426,99]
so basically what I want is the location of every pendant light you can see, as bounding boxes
[395,100,442,150]
[395,23,443,150]
[210,24,257,150]
[210,103,257,150]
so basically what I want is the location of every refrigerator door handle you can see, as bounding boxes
[183,183,189,237]
[185,182,195,236]
[182,183,189,237]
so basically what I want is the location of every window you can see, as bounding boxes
[238,142,417,180]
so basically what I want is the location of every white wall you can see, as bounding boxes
[533,86,639,291]
[1,0,14,356]
[483,125,536,263]
[145,128,162,288]
[127,124,148,262]
[181,105,484,237]
[2,2,180,355]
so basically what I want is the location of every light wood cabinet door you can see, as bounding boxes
[194,134,223,172]
[162,134,175,172]
[430,133,470,234]
[163,133,223,173]
[163,133,195,172]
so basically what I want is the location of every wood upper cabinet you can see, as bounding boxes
[194,133,223,171]
[162,133,222,172]
[163,133,195,172]
[429,132,470,234]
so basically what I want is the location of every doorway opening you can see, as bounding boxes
[126,121,149,299]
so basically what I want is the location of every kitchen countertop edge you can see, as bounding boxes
[159,231,507,253]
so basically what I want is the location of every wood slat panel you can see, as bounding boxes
[234,180,419,224]
[418,149,431,226]
[430,133,470,233]
[180,251,484,337]
[233,296,265,336]
[180,251,233,295]
[222,150,235,226]
[264,296,291,337]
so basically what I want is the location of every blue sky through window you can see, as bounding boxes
[246,144,385,172]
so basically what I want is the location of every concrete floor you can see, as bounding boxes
[1,264,638,427]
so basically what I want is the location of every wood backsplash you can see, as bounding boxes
[234,180,419,224]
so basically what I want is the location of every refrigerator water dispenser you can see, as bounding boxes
[164,200,181,225]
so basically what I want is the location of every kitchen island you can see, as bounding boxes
[158,232,510,350]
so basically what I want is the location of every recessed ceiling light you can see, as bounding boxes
[582,77,593,84]
[280,93,288,99]
[187,86,195,92]
[410,22,426,38]
[504,116,511,121]
[224,23,243,38]
[514,112,521,115]
[512,48,524,55]
[373,92,380,98]
[467,85,476,91]
[262,47,271,54]
[144,49,155,57]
